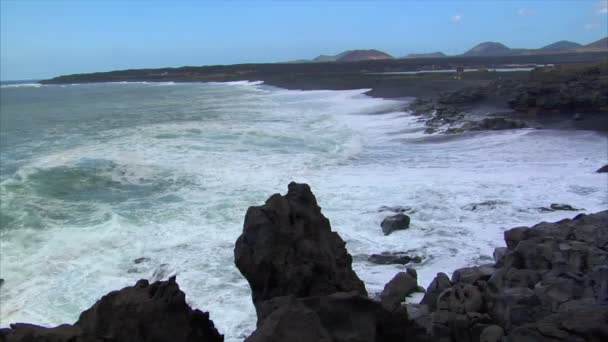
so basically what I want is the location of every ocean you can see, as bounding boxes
[1,80,606,341]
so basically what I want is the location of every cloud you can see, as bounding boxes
[517,8,535,16]
[596,1,608,14]
[584,23,600,30]
[451,14,463,23]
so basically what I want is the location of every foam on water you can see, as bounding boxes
[0,81,606,341]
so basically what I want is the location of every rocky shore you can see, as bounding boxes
[2,183,607,341]
[407,62,608,134]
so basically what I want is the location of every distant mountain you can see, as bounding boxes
[312,51,352,62]
[583,37,608,50]
[403,52,446,58]
[463,42,512,57]
[541,40,582,51]
[336,49,393,62]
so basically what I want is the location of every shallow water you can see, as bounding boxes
[1,81,606,340]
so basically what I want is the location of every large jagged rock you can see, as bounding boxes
[234,182,367,306]
[0,277,224,342]
[236,183,428,342]
[421,210,608,342]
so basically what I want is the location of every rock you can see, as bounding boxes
[479,325,504,342]
[493,247,507,267]
[0,278,4,287]
[234,182,367,308]
[133,257,150,264]
[597,164,608,173]
[436,283,483,314]
[249,291,427,342]
[0,276,224,342]
[381,213,411,235]
[451,265,495,285]
[549,203,580,211]
[380,269,420,310]
[420,272,452,311]
[462,118,527,131]
[509,304,608,342]
[246,296,332,342]
[368,252,422,265]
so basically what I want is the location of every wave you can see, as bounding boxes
[0,83,42,89]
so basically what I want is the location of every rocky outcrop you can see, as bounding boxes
[234,182,367,306]
[380,269,421,311]
[368,252,422,265]
[0,277,224,342]
[235,183,428,342]
[381,213,410,235]
[419,210,608,342]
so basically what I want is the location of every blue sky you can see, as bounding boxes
[1,0,607,80]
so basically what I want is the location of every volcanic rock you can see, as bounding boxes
[0,276,224,342]
[381,213,411,235]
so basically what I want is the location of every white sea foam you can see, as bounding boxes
[0,83,42,88]
[0,81,606,342]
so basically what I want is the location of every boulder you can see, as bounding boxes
[0,277,224,342]
[479,325,504,342]
[597,164,608,173]
[451,265,495,285]
[421,273,452,311]
[234,182,367,307]
[368,252,422,265]
[381,213,410,236]
[380,269,420,310]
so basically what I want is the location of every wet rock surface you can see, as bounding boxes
[234,182,367,306]
[368,252,422,265]
[419,210,608,342]
[381,213,411,235]
[0,276,224,342]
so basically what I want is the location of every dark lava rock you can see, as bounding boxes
[234,182,367,307]
[0,276,224,342]
[381,213,410,236]
[597,164,608,173]
[451,265,495,285]
[421,272,452,311]
[133,257,150,264]
[380,269,420,310]
[238,183,429,342]
[368,252,422,265]
[479,325,504,342]
[537,203,583,212]
[249,292,426,342]
[549,203,580,211]
[421,210,608,342]
[462,117,527,131]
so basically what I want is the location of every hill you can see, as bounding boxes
[335,49,393,62]
[404,52,446,58]
[463,42,512,57]
[541,40,582,51]
[312,51,351,62]
[583,37,608,50]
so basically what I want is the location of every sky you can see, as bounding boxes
[1,0,607,80]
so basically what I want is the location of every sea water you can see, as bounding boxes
[1,81,606,341]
